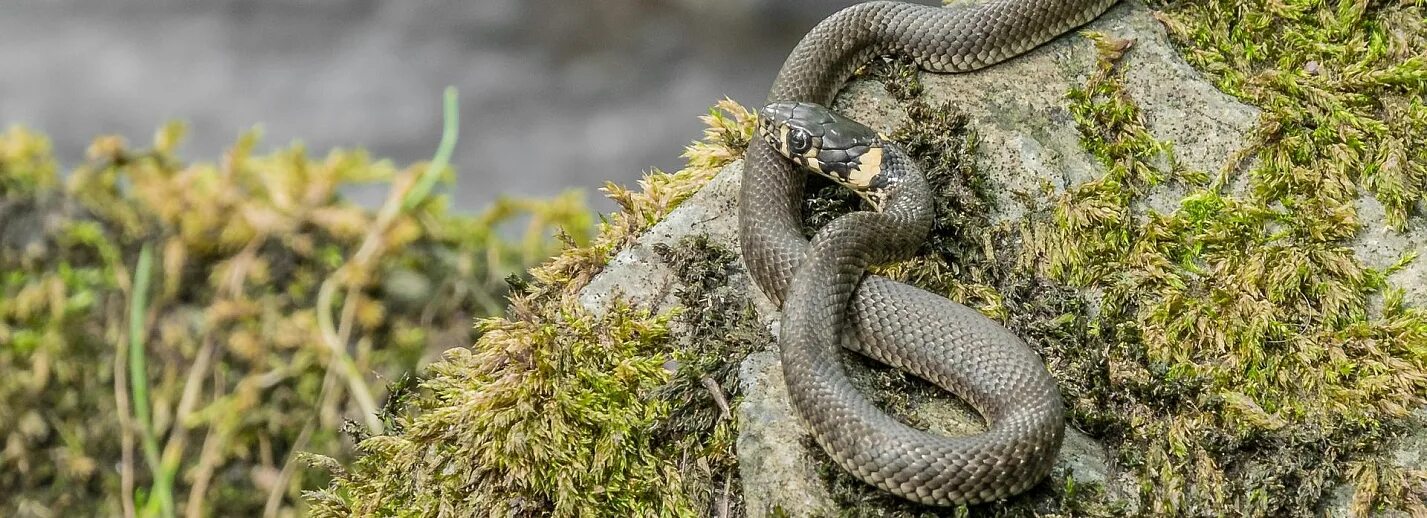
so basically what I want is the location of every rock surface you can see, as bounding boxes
[573,0,1427,515]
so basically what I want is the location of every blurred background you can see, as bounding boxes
[1,0,863,212]
[5,3,888,514]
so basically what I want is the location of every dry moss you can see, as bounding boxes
[0,122,588,516]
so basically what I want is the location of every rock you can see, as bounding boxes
[573,0,1427,514]
[578,167,750,318]
[737,347,838,517]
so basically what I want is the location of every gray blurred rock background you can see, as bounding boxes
[0,0,853,211]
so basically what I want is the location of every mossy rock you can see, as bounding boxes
[312,0,1427,516]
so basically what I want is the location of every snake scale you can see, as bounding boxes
[739,0,1118,505]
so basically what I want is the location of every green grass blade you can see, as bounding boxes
[404,86,461,211]
[129,243,173,518]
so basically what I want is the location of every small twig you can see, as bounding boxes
[718,474,732,518]
[183,368,229,518]
[701,376,732,421]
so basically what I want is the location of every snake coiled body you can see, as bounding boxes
[740,0,1117,505]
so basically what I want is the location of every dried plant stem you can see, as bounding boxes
[315,87,461,436]
[404,87,460,212]
[183,423,222,518]
[159,237,256,516]
[113,297,138,518]
[316,278,382,433]
[183,369,229,518]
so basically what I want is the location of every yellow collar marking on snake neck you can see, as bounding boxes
[847,145,882,188]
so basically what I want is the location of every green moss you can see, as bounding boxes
[306,102,760,516]
[651,234,767,516]
[1158,0,1427,229]
[0,122,588,515]
[1021,14,1427,515]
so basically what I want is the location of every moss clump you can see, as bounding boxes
[1157,0,1427,229]
[1024,23,1427,515]
[318,300,682,515]
[651,234,768,516]
[0,126,59,196]
[306,100,759,516]
[0,122,588,516]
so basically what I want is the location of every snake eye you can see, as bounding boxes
[788,129,812,154]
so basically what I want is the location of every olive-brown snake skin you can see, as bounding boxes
[739,0,1117,505]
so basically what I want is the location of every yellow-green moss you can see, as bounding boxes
[0,123,588,516]
[319,300,682,515]
[0,126,58,196]
[1158,0,1427,230]
[1023,9,1427,514]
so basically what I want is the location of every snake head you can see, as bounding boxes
[759,101,894,208]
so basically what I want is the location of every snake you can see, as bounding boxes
[739,0,1118,506]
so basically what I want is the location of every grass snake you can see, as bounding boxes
[739,0,1118,505]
